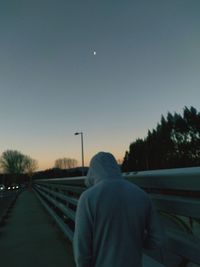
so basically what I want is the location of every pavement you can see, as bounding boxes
[0,190,76,267]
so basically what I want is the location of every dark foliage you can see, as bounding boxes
[32,167,89,180]
[0,168,89,184]
[122,106,200,172]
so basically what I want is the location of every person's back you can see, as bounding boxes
[73,152,164,267]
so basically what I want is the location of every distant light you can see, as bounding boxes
[12,186,15,189]
[8,187,11,190]
[93,51,96,56]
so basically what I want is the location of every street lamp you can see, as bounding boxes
[74,132,85,176]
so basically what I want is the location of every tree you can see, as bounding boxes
[25,156,38,176]
[25,157,38,190]
[122,106,200,172]
[54,157,78,169]
[0,150,38,183]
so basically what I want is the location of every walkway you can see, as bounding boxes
[0,190,76,267]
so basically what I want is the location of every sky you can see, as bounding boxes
[0,0,200,170]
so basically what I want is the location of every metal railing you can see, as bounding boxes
[33,166,200,267]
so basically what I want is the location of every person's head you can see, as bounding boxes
[85,152,122,187]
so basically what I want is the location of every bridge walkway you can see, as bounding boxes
[0,190,76,267]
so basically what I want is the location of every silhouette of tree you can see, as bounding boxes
[0,150,38,183]
[122,106,200,172]
[32,167,85,180]
[25,157,38,176]
[54,157,78,169]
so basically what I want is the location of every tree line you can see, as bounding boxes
[122,106,200,172]
[0,150,80,184]
[32,167,88,180]
[54,157,77,169]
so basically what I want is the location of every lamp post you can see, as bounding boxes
[74,132,85,176]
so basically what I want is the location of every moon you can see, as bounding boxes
[93,51,97,56]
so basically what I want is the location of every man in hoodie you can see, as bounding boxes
[73,152,164,267]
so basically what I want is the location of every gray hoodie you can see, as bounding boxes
[73,152,164,267]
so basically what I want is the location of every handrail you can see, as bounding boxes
[35,166,200,191]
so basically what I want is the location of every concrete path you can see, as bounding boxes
[0,190,76,267]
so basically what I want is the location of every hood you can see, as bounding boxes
[85,152,123,187]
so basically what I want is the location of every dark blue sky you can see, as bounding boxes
[0,0,200,169]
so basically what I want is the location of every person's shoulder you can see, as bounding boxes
[123,179,150,198]
[79,185,96,200]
